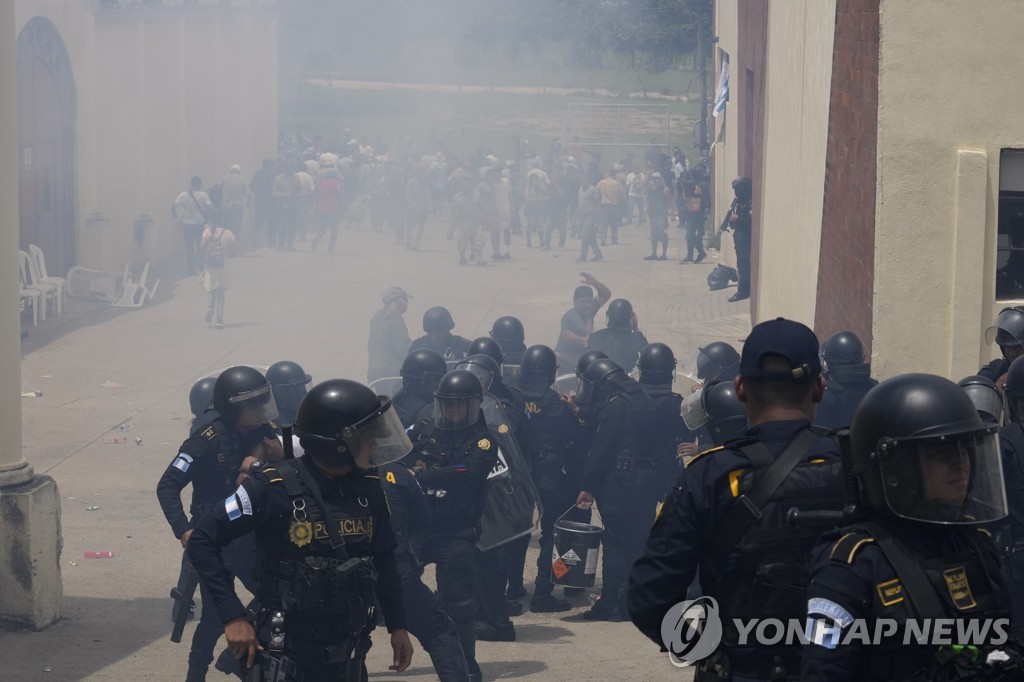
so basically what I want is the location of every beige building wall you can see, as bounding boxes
[872,0,1024,380]
[712,0,739,269]
[15,2,278,271]
[754,0,835,326]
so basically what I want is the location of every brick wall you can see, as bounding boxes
[814,0,879,353]
[738,1,768,319]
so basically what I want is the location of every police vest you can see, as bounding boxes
[521,389,575,488]
[642,385,684,460]
[826,524,1007,681]
[615,386,659,462]
[256,459,379,631]
[189,419,247,515]
[412,419,492,533]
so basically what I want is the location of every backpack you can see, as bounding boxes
[205,228,226,268]
[707,264,738,291]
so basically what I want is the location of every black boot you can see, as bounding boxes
[185,664,207,682]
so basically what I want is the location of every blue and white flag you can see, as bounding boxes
[713,58,730,118]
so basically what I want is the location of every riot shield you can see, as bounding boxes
[502,363,522,387]
[475,395,542,551]
[554,373,579,397]
[368,376,403,399]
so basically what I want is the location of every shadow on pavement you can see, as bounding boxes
[510,622,574,643]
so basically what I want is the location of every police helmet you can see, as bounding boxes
[682,380,746,445]
[577,358,625,405]
[850,374,1006,525]
[576,349,609,377]
[732,176,752,201]
[490,316,526,348]
[189,377,217,418]
[958,375,1003,426]
[638,343,676,383]
[519,345,558,392]
[423,306,456,334]
[266,360,312,423]
[1002,356,1024,424]
[433,369,484,430]
[695,342,741,382]
[213,366,278,426]
[400,349,448,397]
[293,379,411,469]
[467,337,505,367]
[455,354,501,394]
[606,298,634,329]
[985,306,1024,349]
[821,332,865,366]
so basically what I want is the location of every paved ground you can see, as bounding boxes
[4,214,749,681]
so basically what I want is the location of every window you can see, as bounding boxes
[997,149,1024,300]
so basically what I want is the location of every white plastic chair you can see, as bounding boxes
[28,244,67,313]
[19,250,58,319]
[18,264,40,326]
[111,261,159,308]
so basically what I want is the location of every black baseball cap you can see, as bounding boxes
[574,286,594,300]
[740,317,821,382]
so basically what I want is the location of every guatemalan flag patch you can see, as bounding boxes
[172,453,193,472]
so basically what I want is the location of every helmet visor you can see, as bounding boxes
[576,376,597,405]
[879,429,1007,524]
[681,389,711,430]
[985,308,1024,346]
[433,395,483,430]
[272,379,311,416]
[229,384,279,425]
[344,399,412,467]
[455,362,494,393]
[961,384,1003,425]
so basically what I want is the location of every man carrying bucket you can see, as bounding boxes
[626,318,845,681]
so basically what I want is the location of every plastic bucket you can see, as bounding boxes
[551,520,603,587]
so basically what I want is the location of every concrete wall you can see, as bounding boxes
[15,2,278,271]
[872,0,1024,379]
[754,0,836,325]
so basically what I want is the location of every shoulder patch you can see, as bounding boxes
[876,578,904,607]
[201,425,217,441]
[685,445,725,468]
[828,531,876,565]
[478,438,492,451]
[385,471,397,484]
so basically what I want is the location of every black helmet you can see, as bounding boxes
[490,316,525,347]
[1003,356,1024,423]
[986,306,1024,348]
[266,360,312,424]
[695,342,741,382]
[576,349,609,377]
[455,354,501,393]
[519,344,558,393]
[638,343,676,383]
[294,379,411,468]
[958,375,1003,426]
[189,377,217,418]
[423,306,456,334]
[577,358,624,405]
[400,349,448,397]
[467,337,505,367]
[682,380,746,445]
[732,176,752,201]
[213,366,278,426]
[850,374,1006,525]
[433,369,484,430]
[821,332,871,383]
[606,298,634,329]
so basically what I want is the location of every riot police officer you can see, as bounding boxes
[628,318,844,680]
[380,459,470,681]
[724,176,752,303]
[393,349,448,427]
[517,345,587,613]
[959,375,1003,426]
[409,306,472,367]
[187,379,415,681]
[586,298,649,372]
[980,306,1024,386]
[158,366,283,682]
[575,358,661,621]
[814,331,876,430]
[490,316,527,383]
[802,374,1011,680]
[407,370,497,682]
[189,376,218,432]
[694,341,741,384]
[681,380,747,448]
[636,343,691,497]
[266,360,312,428]
[456,352,527,436]
[995,356,1024,634]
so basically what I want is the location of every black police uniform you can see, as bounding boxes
[586,328,650,375]
[407,412,497,680]
[628,421,843,680]
[391,388,432,429]
[641,382,691,499]
[728,181,752,300]
[997,423,1024,633]
[582,384,662,617]
[157,418,275,673]
[814,377,877,430]
[978,358,1010,383]
[409,334,472,366]
[380,462,469,682]
[187,456,407,681]
[802,519,1009,681]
